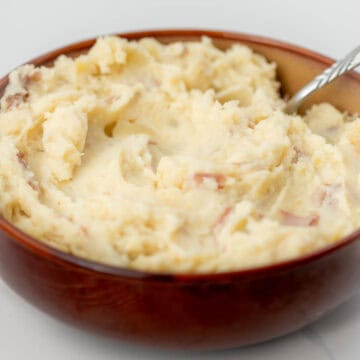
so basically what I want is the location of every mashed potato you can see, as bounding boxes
[0,36,359,273]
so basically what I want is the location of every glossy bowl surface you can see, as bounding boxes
[0,29,360,350]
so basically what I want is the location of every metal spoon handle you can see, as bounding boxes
[285,45,360,114]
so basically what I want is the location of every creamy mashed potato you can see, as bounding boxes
[0,36,359,273]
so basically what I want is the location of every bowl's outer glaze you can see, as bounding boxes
[0,30,360,350]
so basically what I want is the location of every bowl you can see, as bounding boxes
[0,29,360,350]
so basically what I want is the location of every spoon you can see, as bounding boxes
[284,45,360,114]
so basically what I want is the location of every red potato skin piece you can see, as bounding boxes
[80,225,89,236]
[16,151,27,168]
[194,173,226,189]
[292,146,304,164]
[22,71,41,90]
[5,93,28,110]
[105,95,119,104]
[212,207,234,249]
[214,206,233,230]
[280,210,319,227]
[313,184,341,207]
[3,72,40,110]
[16,151,39,191]
[313,190,327,207]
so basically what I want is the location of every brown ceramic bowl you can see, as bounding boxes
[0,29,360,351]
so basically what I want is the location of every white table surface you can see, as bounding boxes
[1,0,359,358]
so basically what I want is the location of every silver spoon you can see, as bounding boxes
[284,45,360,114]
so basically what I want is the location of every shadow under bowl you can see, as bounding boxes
[0,29,360,350]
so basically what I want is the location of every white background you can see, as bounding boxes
[1,0,360,359]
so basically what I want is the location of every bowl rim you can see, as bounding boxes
[1,28,360,282]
